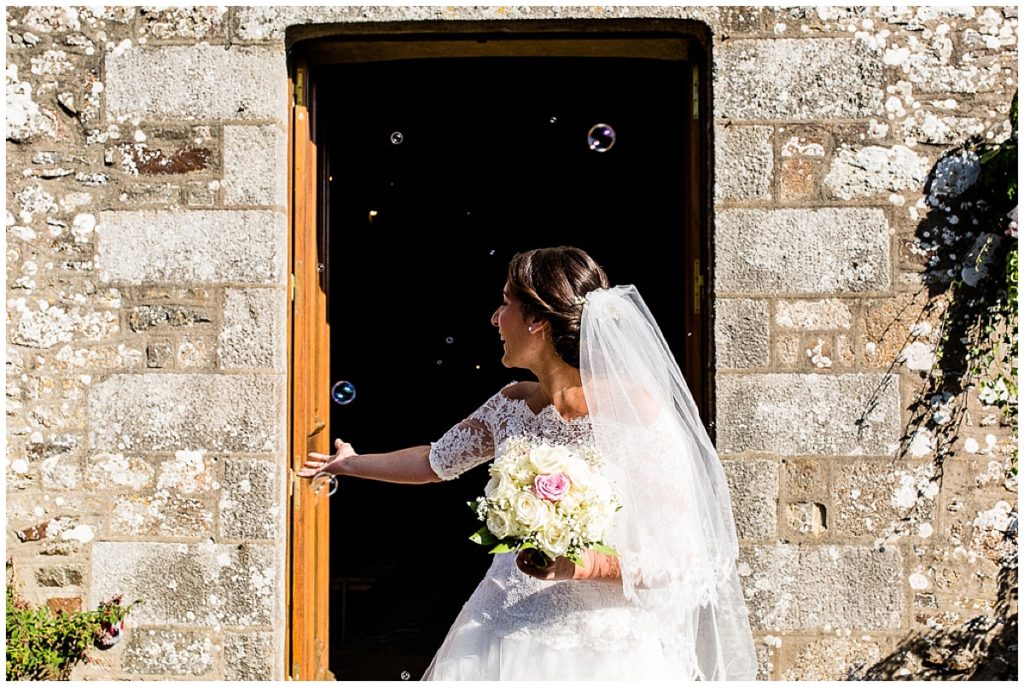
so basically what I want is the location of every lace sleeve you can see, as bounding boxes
[428,388,506,481]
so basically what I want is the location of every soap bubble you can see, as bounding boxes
[331,380,356,405]
[313,473,338,497]
[390,131,404,145]
[587,123,616,152]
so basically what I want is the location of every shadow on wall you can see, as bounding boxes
[850,94,1017,680]
[850,564,1016,680]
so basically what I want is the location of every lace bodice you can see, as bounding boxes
[428,381,657,651]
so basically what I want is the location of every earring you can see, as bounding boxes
[528,327,534,333]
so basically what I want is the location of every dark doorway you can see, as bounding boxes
[315,51,699,680]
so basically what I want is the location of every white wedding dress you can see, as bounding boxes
[421,382,697,681]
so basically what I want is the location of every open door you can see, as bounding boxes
[288,25,713,679]
[287,58,332,681]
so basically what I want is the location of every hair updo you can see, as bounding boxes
[506,246,610,368]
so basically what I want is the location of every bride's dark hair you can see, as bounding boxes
[507,246,610,368]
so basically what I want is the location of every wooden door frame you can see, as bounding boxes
[287,55,333,681]
[286,20,714,680]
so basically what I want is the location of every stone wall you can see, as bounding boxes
[6,5,286,680]
[5,5,1017,681]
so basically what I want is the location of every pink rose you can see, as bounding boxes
[533,473,571,501]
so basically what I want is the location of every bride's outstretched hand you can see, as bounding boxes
[298,438,357,478]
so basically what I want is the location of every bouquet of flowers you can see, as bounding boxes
[468,437,621,569]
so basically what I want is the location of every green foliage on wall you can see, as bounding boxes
[6,564,141,681]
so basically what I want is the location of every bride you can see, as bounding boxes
[299,246,757,680]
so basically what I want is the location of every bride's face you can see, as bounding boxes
[491,281,541,369]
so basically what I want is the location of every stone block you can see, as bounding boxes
[723,459,778,539]
[6,64,61,143]
[715,208,891,294]
[88,374,281,453]
[785,501,827,537]
[177,335,217,369]
[714,125,773,201]
[776,334,835,370]
[715,373,901,456]
[224,632,274,680]
[223,125,287,206]
[186,180,218,206]
[907,60,1001,94]
[864,290,944,367]
[138,6,227,41]
[120,142,212,176]
[779,635,885,680]
[129,305,215,333]
[834,333,855,368]
[105,45,286,121]
[96,210,285,285]
[157,450,217,494]
[47,597,82,614]
[85,453,155,491]
[122,629,215,676]
[775,299,853,330]
[92,541,275,627]
[40,454,81,490]
[779,159,820,201]
[35,565,84,587]
[219,458,279,540]
[109,492,214,538]
[219,288,284,369]
[739,544,904,631]
[900,111,985,146]
[832,460,938,541]
[127,285,213,304]
[8,299,118,349]
[780,129,829,157]
[115,181,182,206]
[146,340,173,368]
[714,298,769,368]
[824,145,930,200]
[715,39,884,119]
[783,457,829,500]
[755,639,776,680]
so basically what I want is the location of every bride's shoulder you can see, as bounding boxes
[497,380,537,401]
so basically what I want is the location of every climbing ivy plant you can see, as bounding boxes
[901,93,1018,481]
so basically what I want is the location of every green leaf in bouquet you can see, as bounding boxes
[469,526,498,546]
[567,552,586,567]
[488,540,518,554]
[591,541,620,557]
[467,500,479,513]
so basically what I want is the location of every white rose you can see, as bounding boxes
[536,520,572,557]
[512,491,551,531]
[529,443,573,474]
[487,508,514,540]
[581,509,613,541]
[559,488,583,512]
[484,466,515,500]
[564,456,596,489]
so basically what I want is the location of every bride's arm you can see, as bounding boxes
[301,443,440,485]
[571,550,623,586]
[336,445,442,484]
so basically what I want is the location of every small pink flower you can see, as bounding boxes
[533,473,570,501]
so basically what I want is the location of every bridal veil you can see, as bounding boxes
[579,284,757,680]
